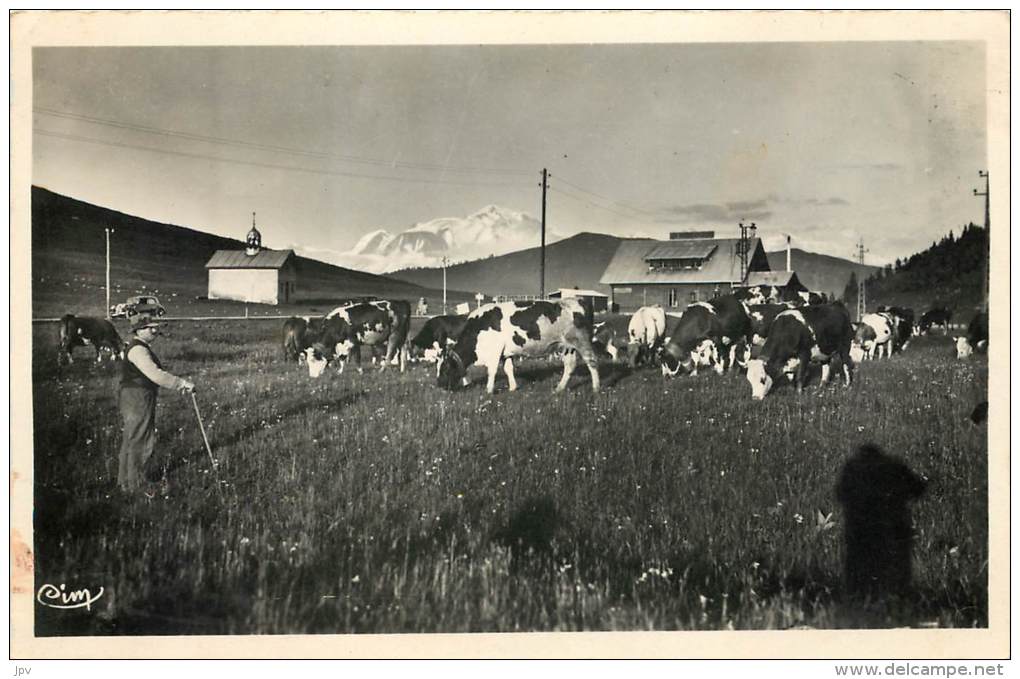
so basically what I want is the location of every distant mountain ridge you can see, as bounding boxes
[390,234,875,300]
[29,186,452,318]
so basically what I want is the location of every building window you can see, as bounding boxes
[689,290,699,304]
[668,288,679,307]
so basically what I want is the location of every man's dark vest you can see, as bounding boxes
[120,338,161,392]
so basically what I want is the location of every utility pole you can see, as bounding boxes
[974,170,989,312]
[442,256,448,314]
[856,238,869,322]
[540,168,548,299]
[738,221,757,283]
[105,227,114,319]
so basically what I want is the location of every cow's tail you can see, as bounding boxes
[576,296,595,332]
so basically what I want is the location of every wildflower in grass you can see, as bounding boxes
[814,510,836,532]
[351,575,360,583]
[793,513,804,524]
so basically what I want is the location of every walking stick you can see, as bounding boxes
[191,391,223,496]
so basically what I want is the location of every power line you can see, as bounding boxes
[547,184,650,224]
[36,129,529,189]
[550,172,660,217]
[34,107,533,177]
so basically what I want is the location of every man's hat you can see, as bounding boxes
[129,312,164,332]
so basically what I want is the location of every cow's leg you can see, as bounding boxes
[557,349,578,392]
[575,341,601,393]
[796,351,810,393]
[485,361,499,394]
[820,362,831,385]
[728,344,737,373]
[503,357,518,391]
[842,355,854,387]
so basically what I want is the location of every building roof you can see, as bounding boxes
[643,241,718,261]
[549,288,609,298]
[742,270,803,288]
[205,249,295,269]
[600,238,764,285]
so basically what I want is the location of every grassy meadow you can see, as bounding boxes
[31,317,988,634]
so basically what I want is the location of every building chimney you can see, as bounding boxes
[786,234,792,272]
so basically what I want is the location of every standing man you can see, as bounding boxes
[119,311,195,494]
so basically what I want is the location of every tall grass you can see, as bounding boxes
[31,321,987,634]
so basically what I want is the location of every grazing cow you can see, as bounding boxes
[437,298,599,394]
[745,303,855,400]
[627,305,667,367]
[660,295,751,377]
[303,299,411,378]
[58,314,124,365]
[955,310,988,359]
[918,307,953,334]
[853,313,895,360]
[877,306,915,351]
[410,314,468,376]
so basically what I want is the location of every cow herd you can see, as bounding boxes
[278,285,990,401]
[45,286,987,403]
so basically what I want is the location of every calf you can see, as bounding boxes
[627,305,667,367]
[410,314,468,377]
[58,314,124,365]
[438,298,599,394]
[304,299,411,378]
[745,303,855,400]
[660,294,751,377]
[854,313,895,360]
[918,306,953,335]
[955,310,988,359]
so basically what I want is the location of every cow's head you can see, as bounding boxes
[437,348,467,390]
[660,344,686,378]
[955,337,973,359]
[304,344,331,378]
[849,342,866,364]
[745,359,773,400]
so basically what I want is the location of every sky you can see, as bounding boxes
[32,42,987,266]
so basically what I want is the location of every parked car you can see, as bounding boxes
[110,295,167,319]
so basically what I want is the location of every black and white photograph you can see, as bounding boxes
[10,10,1009,660]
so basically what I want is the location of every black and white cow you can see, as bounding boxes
[877,306,915,351]
[437,298,599,394]
[410,314,468,376]
[660,295,752,377]
[304,299,411,378]
[734,285,784,306]
[627,305,667,367]
[853,313,895,360]
[745,303,855,400]
[797,291,828,305]
[58,314,124,365]
[592,320,627,362]
[955,310,988,359]
[918,307,953,335]
[746,303,792,346]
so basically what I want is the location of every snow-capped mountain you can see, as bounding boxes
[303,206,561,274]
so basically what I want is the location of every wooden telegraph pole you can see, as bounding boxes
[105,227,114,319]
[540,168,548,299]
[442,256,448,314]
[974,170,989,312]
